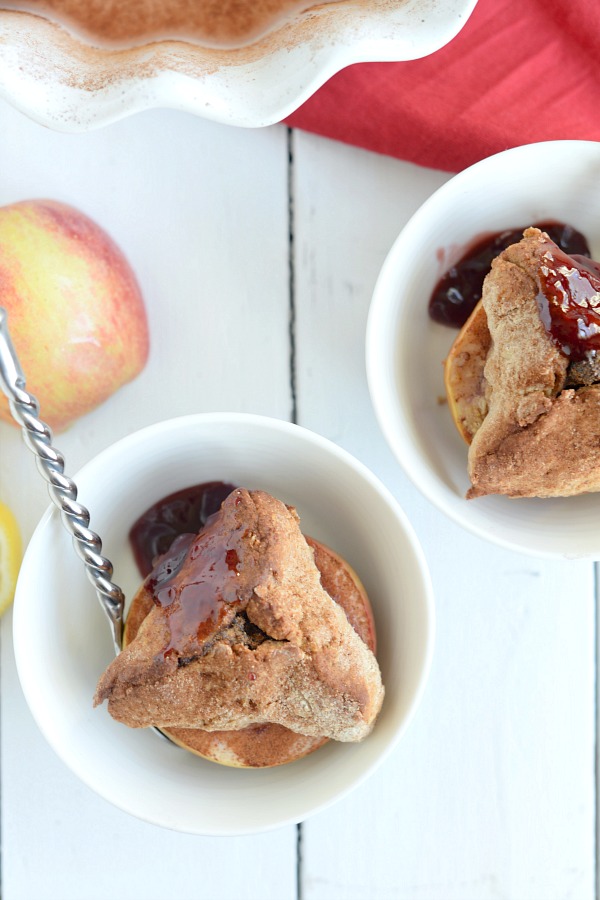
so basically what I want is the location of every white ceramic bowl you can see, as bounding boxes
[367,140,600,559]
[0,1,477,131]
[13,413,434,834]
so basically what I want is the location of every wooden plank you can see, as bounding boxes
[292,130,596,900]
[0,102,296,900]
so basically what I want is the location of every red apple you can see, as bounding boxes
[0,199,149,432]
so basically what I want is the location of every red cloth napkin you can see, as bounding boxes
[286,0,600,172]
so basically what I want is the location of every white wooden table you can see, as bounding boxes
[0,98,595,900]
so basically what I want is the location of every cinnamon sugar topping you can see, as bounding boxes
[2,0,339,48]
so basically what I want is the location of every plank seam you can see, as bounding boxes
[296,822,303,900]
[594,562,600,900]
[287,126,298,425]
[288,125,302,900]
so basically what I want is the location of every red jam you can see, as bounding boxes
[535,240,600,360]
[429,222,591,328]
[129,481,236,577]
[129,481,239,659]
[148,509,247,658]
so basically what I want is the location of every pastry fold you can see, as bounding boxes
[467,228,600,498]
[94,488,384,742]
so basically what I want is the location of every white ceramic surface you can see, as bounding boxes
[0,0,477,131]
[367,140,600,559]
[13,413,434,835]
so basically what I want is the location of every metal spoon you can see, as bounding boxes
[0,307,125,651]
[0,308,183,747]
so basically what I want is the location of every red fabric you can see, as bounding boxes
[285,0,600,172]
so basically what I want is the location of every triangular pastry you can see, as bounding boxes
[461,227,600,498]
[94,488,384,742]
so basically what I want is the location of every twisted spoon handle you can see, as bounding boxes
[0,307,124,652]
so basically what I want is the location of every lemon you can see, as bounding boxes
[0,501,22,614]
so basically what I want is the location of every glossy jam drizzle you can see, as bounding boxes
[150,513,248,658]
[130,481,236,577]
[536,240,600,360]
[129,481,238,659]
[429,222,591,328]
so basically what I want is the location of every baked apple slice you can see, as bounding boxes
[444,299,491,445]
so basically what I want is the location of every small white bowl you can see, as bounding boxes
[0,1,477,131]
[13,413,434,835]
[367,140,600,560]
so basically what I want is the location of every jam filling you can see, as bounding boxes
[130,481,236,577]
[129,481,239,659]
[535,240,600,361]
[148,513,248,659]
[429,222,591,328]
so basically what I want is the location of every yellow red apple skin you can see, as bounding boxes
[0,199,149,432]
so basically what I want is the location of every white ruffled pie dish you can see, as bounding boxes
[0,0,477,131]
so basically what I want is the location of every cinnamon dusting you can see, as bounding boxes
[1,0,341,48]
